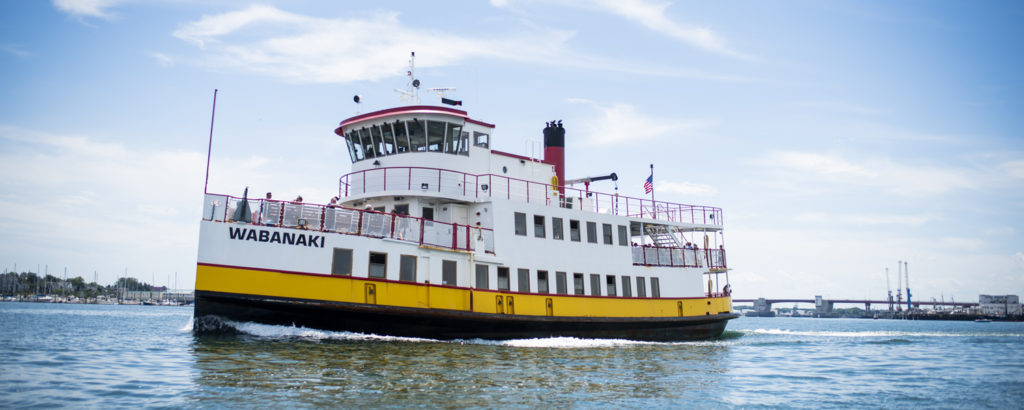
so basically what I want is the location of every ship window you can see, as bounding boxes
[637,277,647,298]
[606,275,617,297]
[537,270,549,294]
[442,260,457,285]
[380,123,397,155]
[474,132,489,148]
[460,131,470,155]
[394,204,409,215]
[399,255,417,282]
[427,120,445,152]
[569,220,581,242]
[586,222,598,244]
[368,252,387,279]
[331,248,352,276]
[360,128,378,158]
[422,207,434,221]
[475,264,489,289]
[344,132,357,163]
[393,121,410,153]
[533,215,545,238]
[370,125,384,157]
[602,223,613,245]
[552,217,564,240]
[589,274,601,296]
[555,272,567,294]
[517,268,530,293]
[573,273,585,295]
[651,277,661,298]
[358,128,374,159]
[497,267,510,291]
[514,212,527,236]
[409,119,426,152]
[617,225,628,246]
[445,123,463,154]
[621,276,632,297]
[348,131,365,161]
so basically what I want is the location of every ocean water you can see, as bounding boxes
[2,302,1022,408]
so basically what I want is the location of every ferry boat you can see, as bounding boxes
[194,59,737,341]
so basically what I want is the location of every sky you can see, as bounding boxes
[0,0,1021,303]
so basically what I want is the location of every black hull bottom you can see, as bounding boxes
[194,290,738,342]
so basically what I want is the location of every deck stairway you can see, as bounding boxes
[644,224,684,248]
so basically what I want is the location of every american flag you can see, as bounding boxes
[644,174,653,194]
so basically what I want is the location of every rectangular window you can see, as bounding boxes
[368,252,387,279]
[518,268,530,293]
[422,207,434,221]
[331,248,352,276]
[586,222,598,243]
[637,277,647,298]
[475,264,489,289]
[602,223,613,245]
[399,255,417,282]
[606,275,617,297]
[555,271,567,294]
[514,212,527,236]
[569,220,581,242]
[621,275,632,297]
[442,260,457,286]
[534,215,546,238]
[552,217,564,240]
[651,277,661,298]
[473,132,489,148]
[617,225,629,246]
[589,274,601,296]
[497,267,510,291]
[537,270,549,294]
[573,273,585,295]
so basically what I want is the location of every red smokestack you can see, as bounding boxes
[543,121,565,195]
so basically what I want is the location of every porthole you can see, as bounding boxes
[502,166,508,173]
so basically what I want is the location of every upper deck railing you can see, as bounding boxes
[339,167,723,226]
[203,194,495,253]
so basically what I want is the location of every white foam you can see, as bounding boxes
[225,321,439,343]
[460,336,657,349]
[179,315,194,332]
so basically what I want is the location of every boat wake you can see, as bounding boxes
[202,319,718,348]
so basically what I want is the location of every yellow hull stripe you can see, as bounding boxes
[196,264,733,318]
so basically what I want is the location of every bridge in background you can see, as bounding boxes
[733,297,978,315]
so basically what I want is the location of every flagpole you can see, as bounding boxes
[649,163,655,203]
[203,89,218,194]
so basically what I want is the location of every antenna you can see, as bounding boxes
[394,51,420,104]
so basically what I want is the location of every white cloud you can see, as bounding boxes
[493,0,745,58]
[0,44,31,57]
[592,0,746,58]
[1001,159,1024,179]
[172,5,574,84]
[657,181,716,196]
[761,151,975,197]
[567,98,714,145]
[52,0,124,19]
[148,51,173,67]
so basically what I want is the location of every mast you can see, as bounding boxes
[905,261,911,311]
[203,89,218,194]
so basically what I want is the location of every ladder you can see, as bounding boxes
[644,224,683,248]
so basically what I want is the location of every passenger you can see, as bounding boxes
[684,242,692,250]
[261,192,275,225]
[364,203,374,211]
[328,197,339,208]
[293,195,303,203]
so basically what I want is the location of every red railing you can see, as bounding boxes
[203,194,495,253]
[338,167,724,226]
[631,245,727,269]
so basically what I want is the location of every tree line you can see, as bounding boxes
[1,271,164,299]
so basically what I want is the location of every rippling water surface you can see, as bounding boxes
[2,302,1022,408]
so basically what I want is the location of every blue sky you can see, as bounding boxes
[1,0,1022,303]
